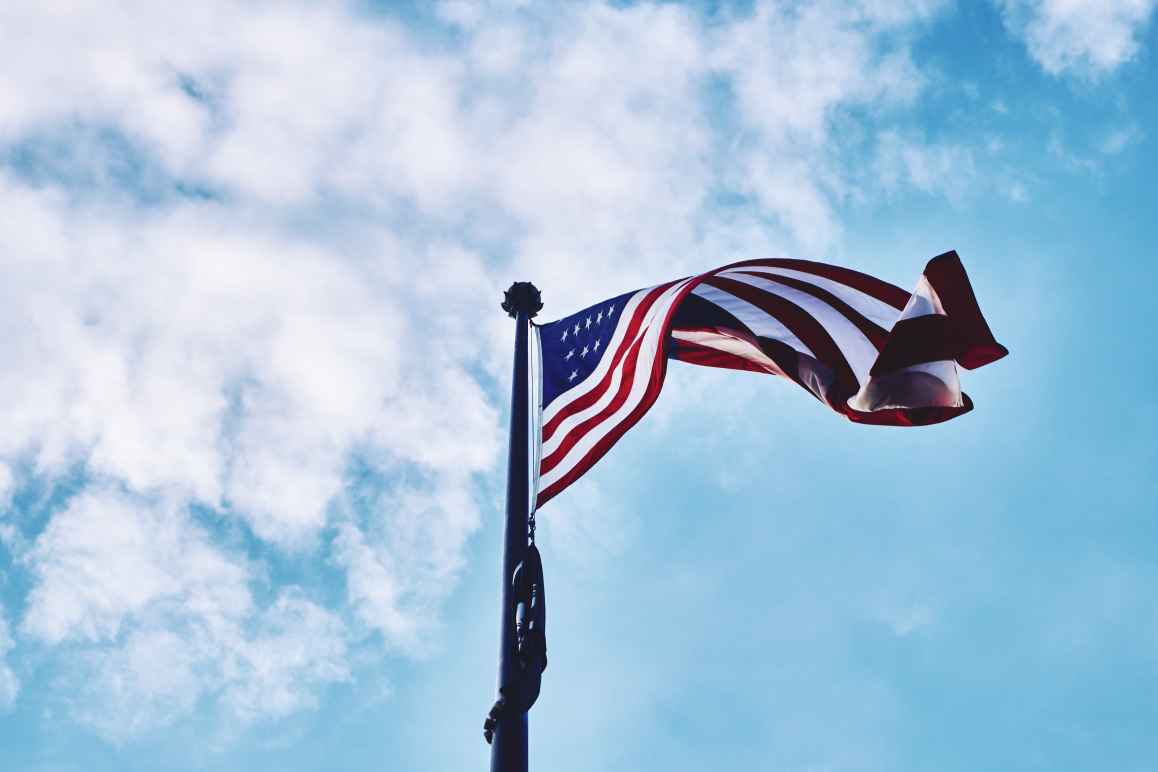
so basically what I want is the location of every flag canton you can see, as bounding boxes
[539,290,636,410]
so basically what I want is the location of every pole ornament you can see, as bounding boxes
[501,282,543,319]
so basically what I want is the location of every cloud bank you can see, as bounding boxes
[2,0,1138,741]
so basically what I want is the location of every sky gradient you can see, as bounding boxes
[1,1,1156,770]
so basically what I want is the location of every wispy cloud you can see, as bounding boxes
[0,613,17,711]
[1100,124,1144,154]
[22,488,350,738]
[0,0,1042,741]
[875,130,978,200]
[998,0,1158,77]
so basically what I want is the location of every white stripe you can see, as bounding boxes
[531,325,544,512]
[719,266,902,330]
[721,272,879,383]
[897,275,945,320]
[539,279,692,491]
[542,280,689,460]
[542,287,653,425]
[670,328,787,377]
[847,359,962,412]
[691,283,816,358]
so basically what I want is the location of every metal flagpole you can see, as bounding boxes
[491,282,542,772]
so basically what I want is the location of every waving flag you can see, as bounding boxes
[534,251,1007,507]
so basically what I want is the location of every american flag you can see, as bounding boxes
[533,251,1007,508]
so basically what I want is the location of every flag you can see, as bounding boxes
[533,250,1007,508]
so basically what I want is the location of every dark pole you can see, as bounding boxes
[492,282,542,772]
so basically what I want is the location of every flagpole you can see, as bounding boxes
[492,282,542,772]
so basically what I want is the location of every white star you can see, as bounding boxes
[573,322,580,335]
[585,316,592,329]
[561,329,568,342]
[568,370,578,382]
[564,349,575,360]
[593,339,601,351]
[608,305,614,316]
[596,311,603,323]
[580,345,589,358]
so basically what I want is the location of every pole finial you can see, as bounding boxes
[502,282,543,319]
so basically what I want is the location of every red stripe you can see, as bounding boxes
[870,315,968,376]
[537,346,668,507]
[720,258,910,310]
[922,251,1008,370]
[673,342,768,373]
[535,253,1003,509]
[669,327,829,407]
[671,324,974,428]
[702,275,861,402]
[839,393,974,427]
[669,327,782,375]
[734,270,890,350]
[542,283,671,443]
[540,331,648,476]
[537,281,700,508]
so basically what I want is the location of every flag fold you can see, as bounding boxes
[534,251,1007,507]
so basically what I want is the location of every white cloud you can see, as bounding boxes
[0,183,501,549]
[0,461,12,509]
[877,602,935,636]
[72,627,208,738]
[22,488,348,737]
[22,488,250,644]
[330,466,491,653]
[0,613,17,710]
[999,0,1158,76]
[0,0,965,739]
[218,592,350,724]
[1007,180,1031,202]
[540,481,640,570]
[713,0,934,249]
[69,592,350,741]
[875,131,977,199]
[1047,130,1102,173]
[1100,124,1143,154]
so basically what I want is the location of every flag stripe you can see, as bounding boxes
[702,275,860,400]
[538,279,694,496]
[540,280,690,486]
[669,292,760,340]
[533,251,1006,509]
[670,327,786,376]
[719,272,881,383]
[541,285,655,426]
[719,265,902,329]
[730,270,890,350]
[541,317,651,459]
[869,315,968,375]
[922,251,1008,369]
[537,328,671,506]
[540,331,647,473]
[720,258,911,310]
[690,283,815,357]
[541,284,670,437]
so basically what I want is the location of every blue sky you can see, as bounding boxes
[0,1,1156,770]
